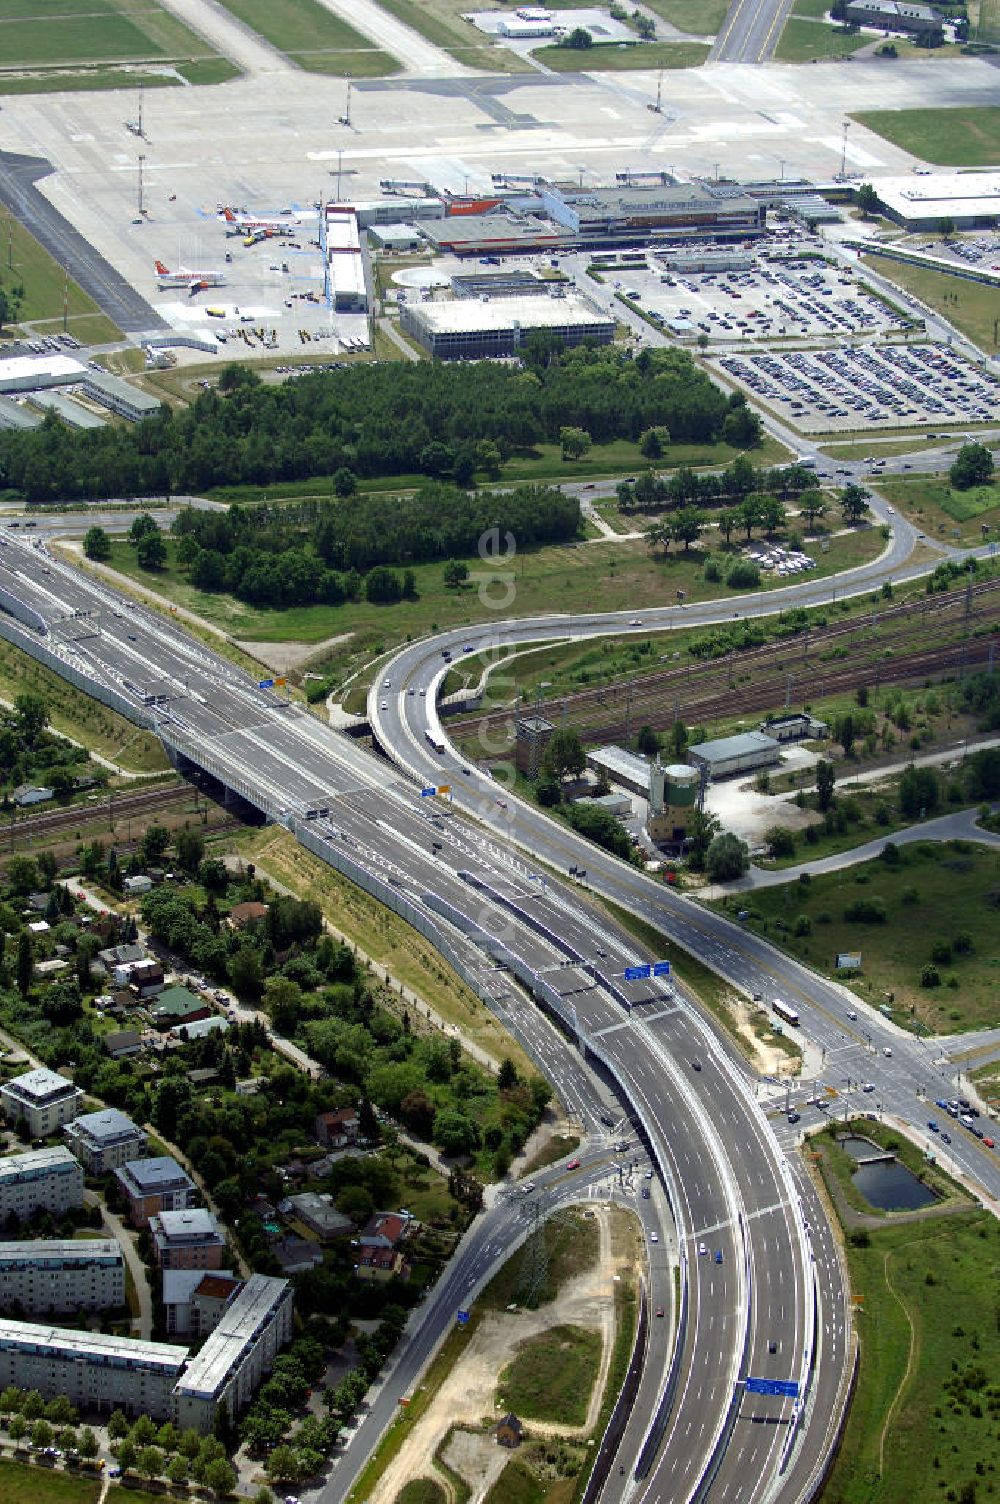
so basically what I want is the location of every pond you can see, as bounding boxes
[841,1135,937,1211]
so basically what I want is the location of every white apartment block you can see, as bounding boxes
[64,1108,148,1175]
[0,1321,189,1419]
[0,1146,84,1224]
[0,1239,124,1313]
[0,1068,83,1138]
[172,1274,294,1432]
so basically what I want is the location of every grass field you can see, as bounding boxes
[852,107,1000,166]
[877,474,1000,546]
[819,435,964,461]
[0,0,232,89]
[818,1209,999,1504]
[483,1462,545,1504]
[713,841,1000,1033]
[0,215,121,342]
[395,1481,448,1504]
[860,256,1000,353]
[103,519,884,699]
[229,825,542,1083]
[536,39,710,68]
[213,0,398,73]
[0,633,170,771]
[497,1323,602,1426]
[755,781,974,871]
[0,1460,100,1504]
[642,0,731,34]
[775,15,870,60]
[371,0,522,70]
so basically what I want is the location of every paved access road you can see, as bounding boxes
[0,529,828,1504]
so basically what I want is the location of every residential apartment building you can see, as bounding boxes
[172,1274,294,1433]
[162,1268,238,1338]
[0,1146,84,1225]
[63,1108,148,1175]
[150,1209,226,1270]
[0,1068,83,1138]
[115,1156,197,1229]
[0,1321,189,1419]
[0,1238,124,1313]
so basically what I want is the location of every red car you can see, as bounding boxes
[655,1307,665,1318]
[566,1159,581,1171]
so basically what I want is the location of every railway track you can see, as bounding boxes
[447,578,1000,750]
[4,781,196,841]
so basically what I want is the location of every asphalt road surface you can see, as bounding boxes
[0,150,166,335]
[0,529,831,1504]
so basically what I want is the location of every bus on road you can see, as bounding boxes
[773,999,800,1027]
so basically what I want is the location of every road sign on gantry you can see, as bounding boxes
[456,1309,470,1325]
[652,960,671,977]
[258,678,274,689]
[421,787,437,798]
[745,1377,800,1399]
[624,964,651,982]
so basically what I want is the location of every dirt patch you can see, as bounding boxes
[369,1204,633,1504]
[231,631,354,673]
[731,994,801,1078]
[442,1429,506,1503]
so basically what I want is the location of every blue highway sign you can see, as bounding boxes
[258,678,274,690]
[624,964,652,982]
[653,961,672,977]
[456,1310,470,1326]
[421,787,437,798]
[745,1377,800,1399]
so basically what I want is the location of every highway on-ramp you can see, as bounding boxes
[0,527,831,1504]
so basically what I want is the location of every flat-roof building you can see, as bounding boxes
[0,1068,83,1138]
[542,183,766,244]
[844,0,943,31]
[64,1108,147,1175]
[0,1238,124,1313]
[866,171,1000,231]
[0,1146,84,1224]
[585,745,653,798]
[400,293,613,360]
[0,1320,189,1419]
[150,1208,226,1270]
[81,372,161,422]
[172,1274,293,1433]
[0,354,86,395]
[115,1156,197,1228]
[687,730,781,780]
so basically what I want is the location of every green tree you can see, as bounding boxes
[8,1415,26,1443]
[559,425,591,460]
[815,759,836,812]
[564,25,594,46]
[15,693,48,747]
[229,942,264,999]
[840,485,871,525]
[136,1446,164,1481]
[78,1427,99,1460]
[635,724,660,756]
[265,1444,301,1484]
[949,442,994,490]
[899,763,941,818]
[670,720,688,759]
[333,466,356,497]
[497,1057,518,1090]
[140,824,171,864]
[765,826,796,859]
[938,216,954,239]
[116,1438,137,1474]
[128,513,159,544]
[167,1455,189,1487]
[205,1457,238,1497]
[433,1107,480,1156]
[107,1409,130,1440]
[136,530,167,570]
[30,1419,54,1449]
[16,931,32,998]
[856,182,880,215]
[541,727,585,782]
[175,825,205,874]
[672,505,706,551]
[834,713,856,757]
[705,832,750,882]
[83,526,112,561]
[717,508,740,545]
[443,559,469,589]
[685,807,719,871]
[798,490,826,529]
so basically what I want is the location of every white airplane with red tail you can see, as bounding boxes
[154,260,226,290]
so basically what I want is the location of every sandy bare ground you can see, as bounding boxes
[370,1205,626,1504]
[231,631,353,673]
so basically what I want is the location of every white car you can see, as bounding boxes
[650,1231,659,1243]
[698,1241,707,1256]
[380,700,388,711]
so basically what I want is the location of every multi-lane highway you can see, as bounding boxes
[0,527,842,1504]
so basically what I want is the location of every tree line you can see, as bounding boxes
[0,343,753,503]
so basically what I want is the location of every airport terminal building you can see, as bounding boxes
[400,292,614,359]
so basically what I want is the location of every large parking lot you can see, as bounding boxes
[606,249,907,346]
[712,343,1000,433]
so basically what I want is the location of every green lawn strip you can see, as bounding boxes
[711,841,1000,1033]
[372,0,519,70]
[859,254,1000,353]
[536,39,710,68]
[212,0,399,72]
[775,17,869,60]
[852,106,1000,166]
[642,0,730,33]
[0,215,120,333]
[483,1461,546,1504]
[817,1209,999,1504]
[228,824,542,1082]
[520,1132,581,1177]
[818,435,963,460]
[0,15,163,65]
[396,1480,448,1504]
[0,633,169,771]
[877,474,1000,547]
[498,1324,602,1426]
[176,57,241,83]
[0,1459,101,1504]
[0,67,169,93]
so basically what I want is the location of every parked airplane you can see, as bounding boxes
[220,207,308,233]
[154,260,225,289]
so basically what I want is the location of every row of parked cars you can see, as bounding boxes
[928,1096,995,1148]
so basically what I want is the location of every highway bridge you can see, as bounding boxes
[0,524,995,1503]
